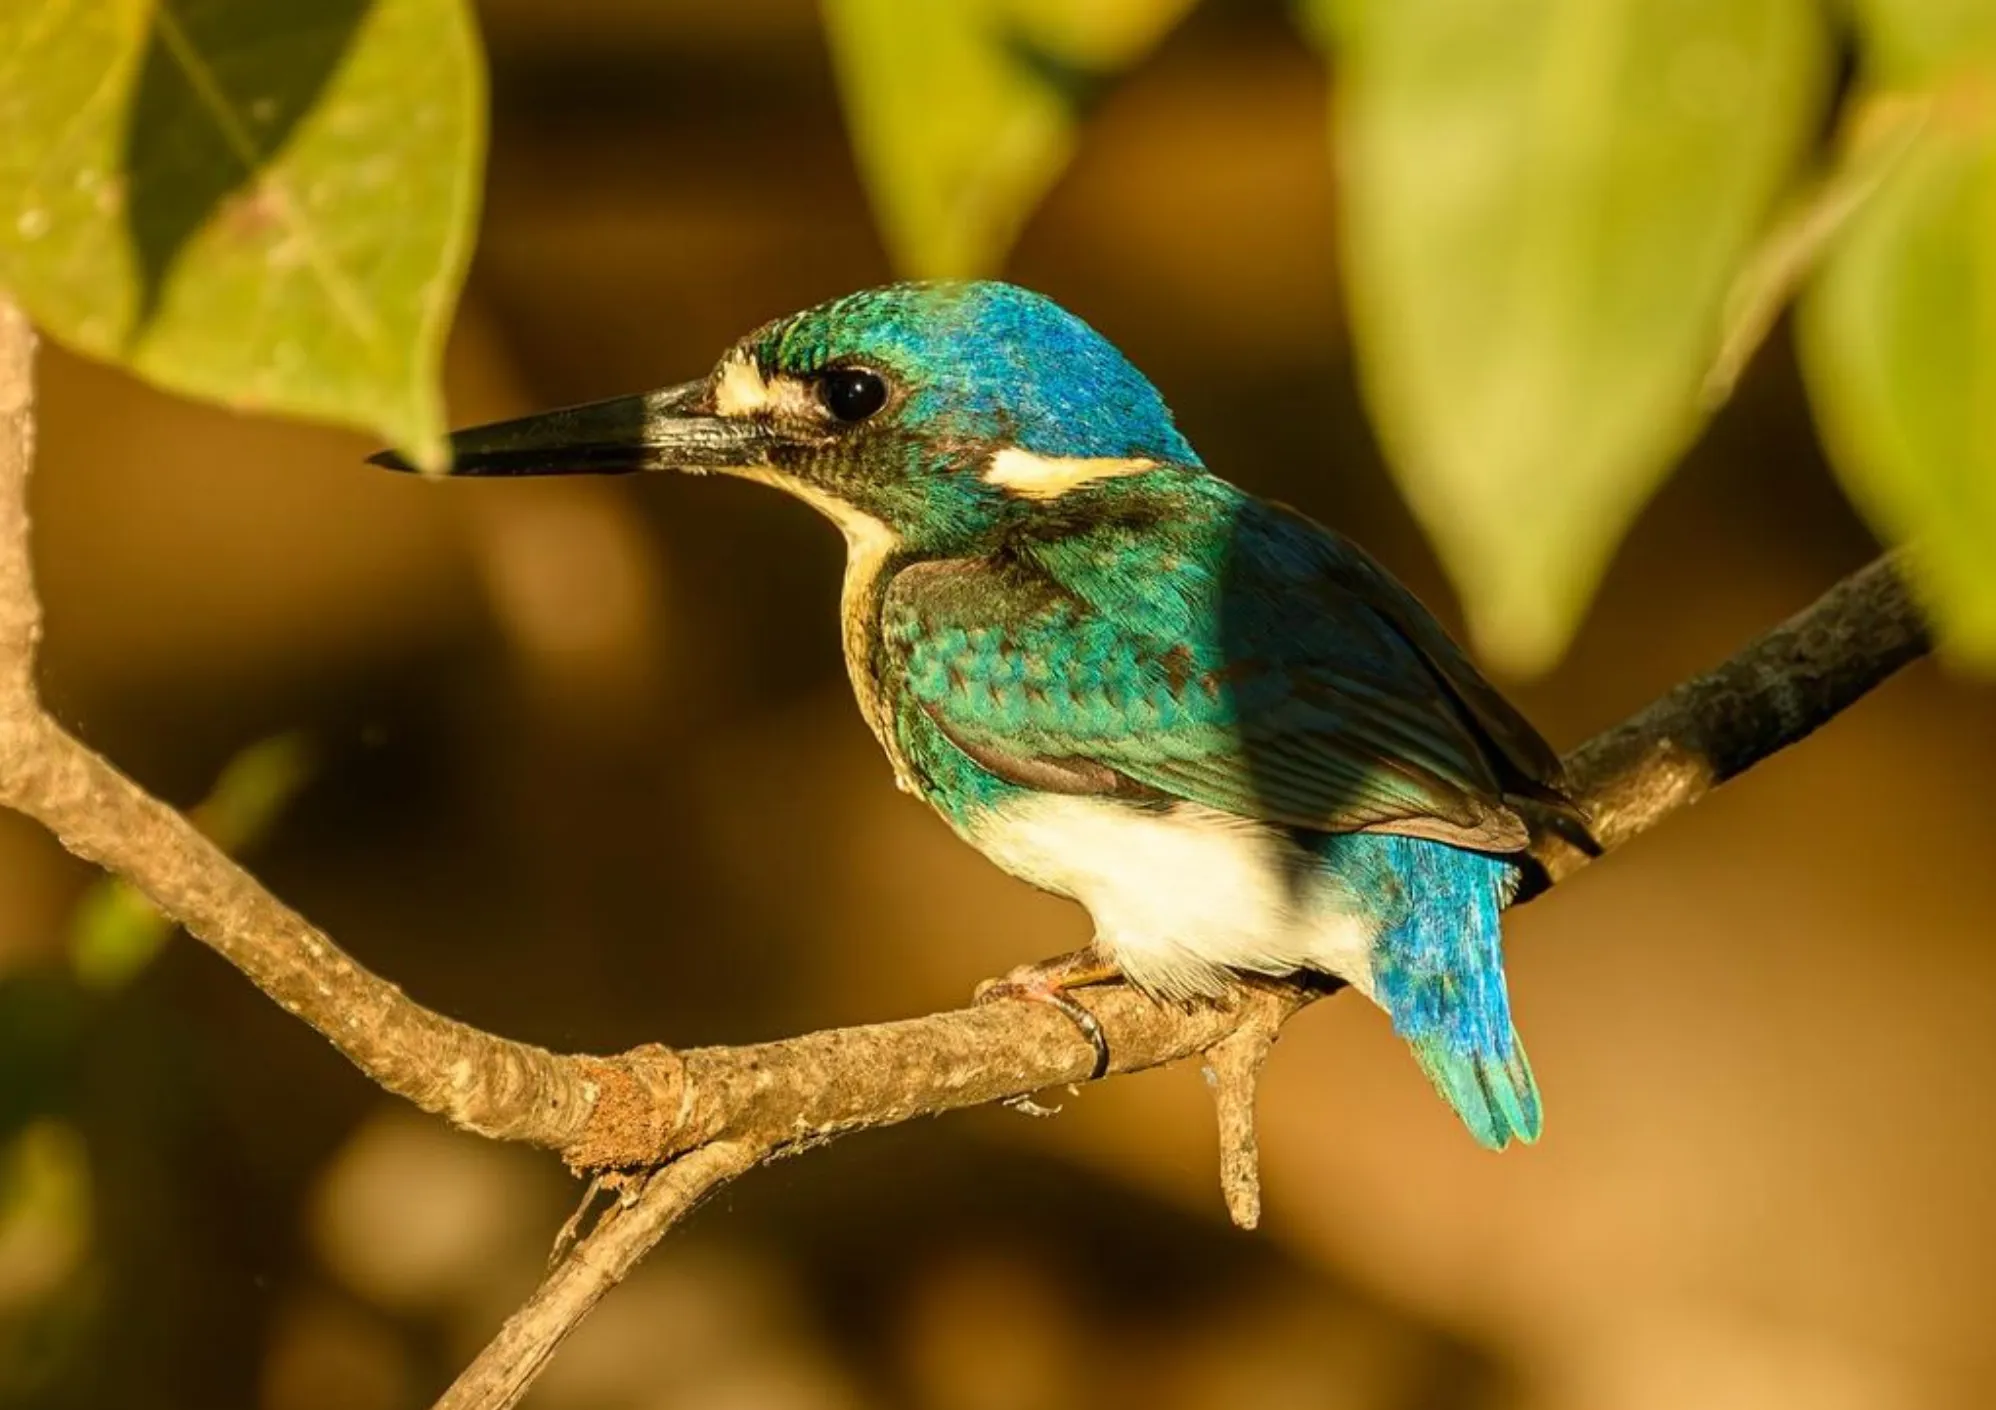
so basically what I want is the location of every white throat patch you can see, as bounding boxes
[729,467,897,558]
[982,447,1156,500]
[729,466,906,779]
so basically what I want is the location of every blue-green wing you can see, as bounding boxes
[881,492,1569,851]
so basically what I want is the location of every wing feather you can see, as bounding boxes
[881,488,1574,851]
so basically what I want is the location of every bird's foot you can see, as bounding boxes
[974,949,1122,1083]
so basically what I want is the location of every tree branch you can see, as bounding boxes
[0,295,1934,1410]
[1524,552,1930,890]
[0,302,40,705]
[0,301,682,1161]
[435,1139,771,1410]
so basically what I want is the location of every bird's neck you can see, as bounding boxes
[830,510,918,788]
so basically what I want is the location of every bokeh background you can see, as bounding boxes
[4,2,1996,1408]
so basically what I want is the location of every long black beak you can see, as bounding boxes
[368,379,772,476]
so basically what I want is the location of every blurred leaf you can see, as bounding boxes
[1330,0,1827,673]
[0,975,87,1142]
[0,1120,97,1401]
[1798,64,1996,665]
[189,732,317,852]
[66,887,174,996]
[0,0,486,469]
[1845,0,1996,83]
[0,1121,91,1317]
[822,0,1197,278]
[1705,97,1929,406]
[70,734,314,990]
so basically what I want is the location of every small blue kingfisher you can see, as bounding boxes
[374,281,1588,1150]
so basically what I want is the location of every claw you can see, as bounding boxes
[973,949,1121,1082]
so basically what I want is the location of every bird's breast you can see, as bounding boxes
[963,792,1381,1001]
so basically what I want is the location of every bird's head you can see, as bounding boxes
[379,281,1200,551]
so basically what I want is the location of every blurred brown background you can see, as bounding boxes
[3,2,1995,1407]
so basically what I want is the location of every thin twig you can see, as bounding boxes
[435,1140,770,1410]
[1201,983,1292,1230]
[1524,553,1928,890]
[0,301,38,706]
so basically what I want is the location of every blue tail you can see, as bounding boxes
[1320,834,1542,1150]
[1407,1029,1541,1150]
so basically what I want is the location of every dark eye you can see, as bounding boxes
[820,368,888,423]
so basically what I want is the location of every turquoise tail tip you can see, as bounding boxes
[1412,1035,1543,1151]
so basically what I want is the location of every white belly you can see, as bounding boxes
[968,794,1381,1001]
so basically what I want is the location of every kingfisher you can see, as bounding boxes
[373,281,1587,1150]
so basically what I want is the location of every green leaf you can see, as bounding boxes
[0,1116,97,1397]
[70,734,313,990]
[1845,0,1996,83]
[0,0,485,469]
[1798,75,1996,665]
[1704,100,1929,407]
[822,0,1196,279]
[1331,0,1827,673]
[66,886,173,995]
[0,1121,92,1306]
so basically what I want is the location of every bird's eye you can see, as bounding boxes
[819,368,888,423]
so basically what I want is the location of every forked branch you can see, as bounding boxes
[0,300,1933,1410]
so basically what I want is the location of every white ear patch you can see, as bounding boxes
[983,447,1155,500]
